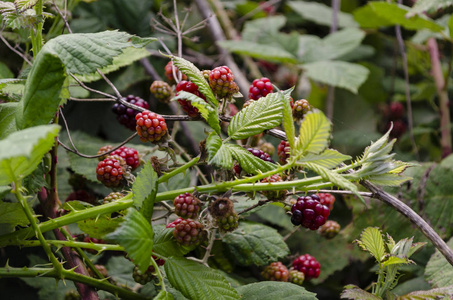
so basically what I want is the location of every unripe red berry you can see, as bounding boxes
[135,110,168,143]
[292,254,320,280]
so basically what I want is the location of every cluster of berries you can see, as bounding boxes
[261,254,321,284]
[290,194,330,230]
[381,102,407,139]
[132,257,166,284]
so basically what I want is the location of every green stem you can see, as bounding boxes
[9,239,124,252]
[0,267,149,300]
[158,156,199,183]
[13,181,64,277]
[150,256,166,292]
[34,0,44,54]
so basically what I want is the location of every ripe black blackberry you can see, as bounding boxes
[209,66,239,98]
[290,195,330,230]
[292,254,321,280]
[112,95,149,131]
[150,80,173,103]
[248,77,273,100]
[96,157,124,187]
[176,80,207,117]
[319,220,341,239]
[288,269,305,285]
[173,192,201,219]
[261,262,289,282]
[110,146,140,170]
[277,141,290,165]
[135,110,168,143]
[173,219,206,246]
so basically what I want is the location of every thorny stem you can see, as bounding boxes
[0,267,148,300]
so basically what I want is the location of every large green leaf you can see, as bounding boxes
[288,1,358,28]
[222,221,289,266]
[303,61,370,94]
[227,144,276,174]
[228,92,283,140]
[171,56,218,107]
[237,281,317,300]
[77,215,124,240]
[0,102,18,139]
[0,125,60,185]
[355,227,386,263]
[425,237,453,288]
[341,285,381,300]
[301,28,365,63]
[206,132,233,170]
[0,200,29,227]
[172,91,221,135]
[133,161,158,221]
[0,78,25,102]
[242,16,287,42]
[164,257,240,300]
[218,40,298,64]
[294,110,331,157]
[105,208,154,272]
[297,149,351,170]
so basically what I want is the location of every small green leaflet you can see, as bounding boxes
[172,91,221,135]
[154,290,175,300]
[297,149,351,170]
[228,92,283,140]
[294,109,331,158]
[164,257,240,300]
[0,125,60,185]
[228,144,276,174]
[105,208,153,273]
[280,90,295,152]
[355,227,386,263]
[170,56,218,107]
[206,132,233,170]
[382,256,411,268]
[77,215,123,240]
[132,161,158,221]
[237,281,317,300]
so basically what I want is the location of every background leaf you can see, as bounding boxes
[303,61,370,94]
[0,102,18,139]
[133,161,158,221]
[341,285,381,300]
[236,281,317,300]
[105,208,153,272]
[425,237,453,288]
[0,200,29,227]
[288,1,358,28]
[222,221,289,266]
[153,226,191,258]
[164,257,240,300]
[228,92,283,140]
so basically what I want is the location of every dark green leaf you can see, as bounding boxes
[237,281,317,300]
[206,132,233,170]
[0,200,29,227]
[223,221,289,266]
[105,208,154,272]
[303,61,370,94]
[153,226,191,257]
[228,92,283,140]
[77,215,123,239]
[0,102,18,139]
[341,285,381,300]
[0,125,60,185]
[398,286,453,299]
[356,227,386,263]
[228,144,276,174]
[133,161,158,221]
[164,257,240,300]
[218,40,298,64]
[425,237,453,288]
[171,56,218,107]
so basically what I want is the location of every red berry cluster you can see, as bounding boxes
[261,262,289,282]
[110,146,140,170]
[112,95,149,131]
[319,220,341,239]
[248,77,273,100]
[292,254,320,280]
[135,110,168,143]
[277,140,290,165]
[291,195,330,230]
[97,145,113,161]
[208,66,238,98]
[173,192,201,219]
[382,102,406,139]
[317,193,335,211]
[176,80,207,117]
[172,219,206,246]
[166,217,184,228]
[96,157,123,187]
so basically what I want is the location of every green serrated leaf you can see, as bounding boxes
[218,40,298,64]
[0,125,60,185]
[105,208,153,273]
[382,256,411,268]
[280,90,295,152]
[223,221,289,266]
[303,60,370,94]
[133,161,158,221]
[0,200,29,227]
[173,91,221,135]
[425,237,453,288]
[228,92,283,140]
[298,149,351,169]
[398,286,453,300]
[170,56,218,107]
[367,174,412,187]
[77,215,123,240]
[0,78,25,102]
[237,281,317,300]
[206,132,233,170]
[164,257,240,300]
[341,284,381,300]
[304,162,358,193]
[227,144,276,174]
[153,226,191,258]
[154,290,175,300]
[0,102,18,139]
[288,1,358,28]
[358,227,386,263]
[295,110,331,157]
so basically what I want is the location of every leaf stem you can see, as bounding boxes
[8,239,124,252]
[158,156,199,183]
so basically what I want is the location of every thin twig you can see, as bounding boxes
[97,70,122,99]
[237,199,272,215]
[52,0,72,34]
[69,97,116,102]
[0,34,32,65]
[70,74,116,99]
